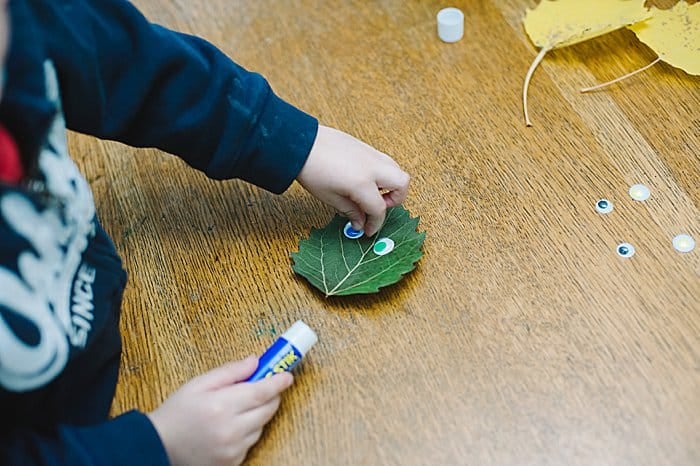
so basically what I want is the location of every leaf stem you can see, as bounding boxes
[580,57,661,93]
[320,235,329,295]
[523,46,549,127]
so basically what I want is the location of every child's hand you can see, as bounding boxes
[147,356,293,466]
[297,125,410,236]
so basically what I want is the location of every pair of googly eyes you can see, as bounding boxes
[616,235,696,258]
[342,222,395,256]
[596,184,652,215]
[597,198,633,258]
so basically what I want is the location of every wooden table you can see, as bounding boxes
[70,1,699,464]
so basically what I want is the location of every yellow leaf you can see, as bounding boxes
[521,0,650,126]
[628,1,700,76]
[524,0,650,49]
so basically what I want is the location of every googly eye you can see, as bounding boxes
[616,242,636,258]
[595,199,613,214]
[343,221,364,239]
[672,233,695,253]
[629,184,650,201]
[373,238,395,256]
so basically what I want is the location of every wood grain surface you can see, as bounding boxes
[69,1,699,465]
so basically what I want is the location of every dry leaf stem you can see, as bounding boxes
[523,46,550,126]
[580,57,661,93]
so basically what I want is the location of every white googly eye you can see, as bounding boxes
[343,221,364,239]
[373,238,395,256]
[595,199,613,214]
[616,242,635,258]
[672,234,695,253]
[629,184,650,201]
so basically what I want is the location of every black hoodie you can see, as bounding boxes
[0,0,318,464]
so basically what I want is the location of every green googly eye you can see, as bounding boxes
[373,238,395,256]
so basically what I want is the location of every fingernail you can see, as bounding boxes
[273,372,294,387]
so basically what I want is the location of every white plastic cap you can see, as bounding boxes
[437,7,464,43]
[282,320,318,356]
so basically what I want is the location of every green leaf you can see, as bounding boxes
[291,206,425,297]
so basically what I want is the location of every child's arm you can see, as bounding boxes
[32,0,317,194]
[30,0,409,234]
[0,410,170,465]
[0,357,291,466]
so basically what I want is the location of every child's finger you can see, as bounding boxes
[382,188,407,208]
[243,428,265,451]
[376,168,410,208]
[352,184,387,236]
[226,372,293,413]
[237,395,282,435]
[194,356,258,390]
[332,196,367,232]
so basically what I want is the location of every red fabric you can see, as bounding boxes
[0,124,23,184]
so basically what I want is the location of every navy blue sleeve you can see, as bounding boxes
[30,0,318,194]
[1,410,170,466]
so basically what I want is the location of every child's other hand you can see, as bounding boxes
[147,356,293,466]
[297,125,410,236]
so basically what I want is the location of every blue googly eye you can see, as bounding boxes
[343,221,364,239]
[617,242,635,258]
[595,199,613,214]
[373,238,395,256]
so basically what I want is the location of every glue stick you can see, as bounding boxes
[246,320,317,382]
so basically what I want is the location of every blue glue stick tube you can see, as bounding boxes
[247,320,318,382]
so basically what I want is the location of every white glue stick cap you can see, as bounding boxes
[437,7,464,43]
[282,320,318,356]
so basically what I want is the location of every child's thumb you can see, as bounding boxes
[198,356,258,389]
